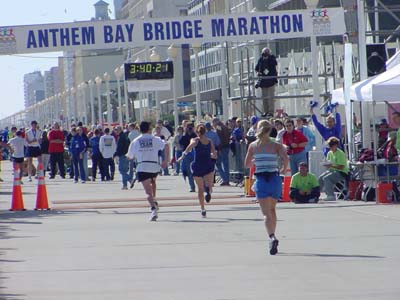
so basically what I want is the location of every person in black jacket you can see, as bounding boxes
[255,47,278,116]
[40,130,50,176]
[179,123,197,192]
[114,126,132,190]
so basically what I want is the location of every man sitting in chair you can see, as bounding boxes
[319,137,349,201]
[290,162,320,203]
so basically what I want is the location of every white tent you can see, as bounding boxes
[386,49,400,70]
[333,63,400,104]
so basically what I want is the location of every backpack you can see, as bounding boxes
[358,149,374,162]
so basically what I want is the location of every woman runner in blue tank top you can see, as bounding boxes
[178,124,217,217]
[245,120,288,255]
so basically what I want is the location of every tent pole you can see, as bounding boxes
[372,101,379,204]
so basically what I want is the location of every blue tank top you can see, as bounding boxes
[253,143,279,173]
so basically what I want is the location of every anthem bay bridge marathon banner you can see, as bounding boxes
[0,8,345,55]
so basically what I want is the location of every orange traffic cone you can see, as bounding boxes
[10,164,26,211]
[281,176,292,202]
[244,165,256,197]
[35,163,50,210]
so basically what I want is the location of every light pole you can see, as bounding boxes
[220,42,229,122]
[167,44,179,128]
[56,93,61,122]
[70,87,77,123]
[80,82,88,125]
[66,89,72,127]
[88,80,95,126]
[104,72,112,126]
[357,0,370,148]
[192,43,202,124]
[49,96,54,122]
[135,57,142,122]
[77,84,82,122]
[114,66,124,126]
[304,0,321,150]
[121,65,130,123]
[95,76,103,125]
[304,0,320,100]
[149,48,161,120]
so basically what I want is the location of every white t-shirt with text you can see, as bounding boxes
[126,134,165,173]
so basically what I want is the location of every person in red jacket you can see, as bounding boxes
[48,122,66,179]
[282,119,308,175]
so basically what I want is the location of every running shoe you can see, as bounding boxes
[205,193,211,203]
[269,238,279,255]
[121,185,128,190]
[201,209,207,218]
[150,208,158,221]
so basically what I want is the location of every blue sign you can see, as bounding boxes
[177,101,190,107]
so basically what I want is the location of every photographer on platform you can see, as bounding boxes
[255,47,278,116]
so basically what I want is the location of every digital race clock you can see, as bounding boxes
[124,61,174,80]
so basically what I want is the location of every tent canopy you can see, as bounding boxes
[333,62,400,104]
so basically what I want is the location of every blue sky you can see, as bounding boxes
[0,0,112,118]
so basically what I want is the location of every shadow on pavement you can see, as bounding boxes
[0,209,91,299]
[279,252,385,259]
[0,225,26,299]
[162,217,264,223]
[278,203,377,210]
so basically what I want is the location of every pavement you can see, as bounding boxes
[1,160,400,300]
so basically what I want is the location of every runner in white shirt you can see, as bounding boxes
[127,121,169,221]
[25,120,42,181]
[7,130,26,180]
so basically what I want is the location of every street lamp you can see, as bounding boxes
[149,48,161,120]
[95,76,103,125]
[70,87,77,123]
[304,0,321,151]
[167,44,179,128]
[114,66,124,126]
[192,43,202,124]
[135,57,142,122]
[149,48,160,62]
[56,93,61,122]
[304,0,319,101]
[88,80,95,126]
[121,65,130,123]
[80,82,88,125]
[104,72,112,126]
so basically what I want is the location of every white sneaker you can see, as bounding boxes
[150,208,158,221]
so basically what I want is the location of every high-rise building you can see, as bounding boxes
[113,0,125,19]
[44,67,61,99]
[23,71,45,108]
[120,0,191,118]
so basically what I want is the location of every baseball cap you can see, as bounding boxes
[250,116,258,125]
[298,162,308,167]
